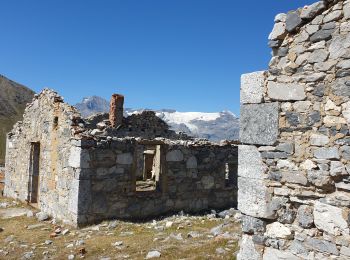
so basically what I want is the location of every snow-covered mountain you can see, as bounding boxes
[75,96,110,117]
[75,96,239,142]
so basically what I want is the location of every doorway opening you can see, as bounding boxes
[136,144,162,192]
[28,142,40,204]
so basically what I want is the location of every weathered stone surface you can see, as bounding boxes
[276,143,294,154]
[241,215,266,234]
[308,49,329,63]
[323,10,343,23]
[331,77,350,98]
[286,112,300,126]
[263,247,300,260]
[116,153,133,165]
[342,101,350,124]
[281,171,308,186]
[310,29,334,43]
[305,237,339,256]
[313,201,349,236]
[146,250,161,259]
[285,11,303,32]
[186,156,197,169]
[340,246,350,257]
[314,147,339,159]
[300,159,317,170]
[330,35,350,59]
[300,1,326,20]
[238,177,274,219]
[289,240,309,258]
[201,176,214,189]
[307,170,332,188]
[265,222,293,239]
[267,82,306,101]
[310,134,329,146]
[240,103,279,145]
[237,235,263,260]
[330,161,347,176]
[166,150,184,162]
[238,145,266,179]
[240,71,265,104]
[269,23,287,40]
[297,205,314,228]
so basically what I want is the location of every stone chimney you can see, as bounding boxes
[109,94,124,127]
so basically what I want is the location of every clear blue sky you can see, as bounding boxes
[1,0,315,115]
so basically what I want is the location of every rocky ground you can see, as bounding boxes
[0,197,240,259]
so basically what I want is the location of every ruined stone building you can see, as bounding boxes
[4,89,237,227]
[238,0,350,259]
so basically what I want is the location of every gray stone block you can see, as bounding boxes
[238,145,266,179]
[166,150,184,162]
[237,234,263,260]
[238,177,275,219]
[285,11,303,32]
[300,1,326,20]
[267,82,306,101]
[314,147,339,159]
[297,205,314,228]
[305,237,339,256]
[240,71,265,104]
[241,215,266,234]
[240,103,279,145]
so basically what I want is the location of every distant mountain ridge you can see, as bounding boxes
[0,75,35,164]
[75,96,239,142]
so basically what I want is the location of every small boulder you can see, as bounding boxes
[146,251,161,259]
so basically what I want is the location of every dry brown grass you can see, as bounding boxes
[0,197,240,259]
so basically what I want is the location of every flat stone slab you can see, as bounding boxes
[238,145,266,179]
[267,82,306,101]
[240,71,265,104]
[240,103,279,145]
[238,177,275,219]
[0,208,30,219]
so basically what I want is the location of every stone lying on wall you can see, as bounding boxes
[238,177,275,219]
[240,71,265,104]
[313,201,349,236]
[300,1,326,20]
[267,82,306,101]
[286,11,303,32]
[240,103,279,145]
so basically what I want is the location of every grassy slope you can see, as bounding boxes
[0,76,35,165]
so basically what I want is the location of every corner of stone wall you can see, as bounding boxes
[238,1,350,259]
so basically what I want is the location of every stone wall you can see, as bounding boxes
[4,89,83,225]
[238,1,350,259]
[84,110,191,140]
[71,137,237,226]
[4,89,238,227]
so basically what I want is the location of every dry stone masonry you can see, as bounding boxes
[238,0,350,259]
[4,89,238,227]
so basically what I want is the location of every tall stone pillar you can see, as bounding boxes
[109,94,124,128]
